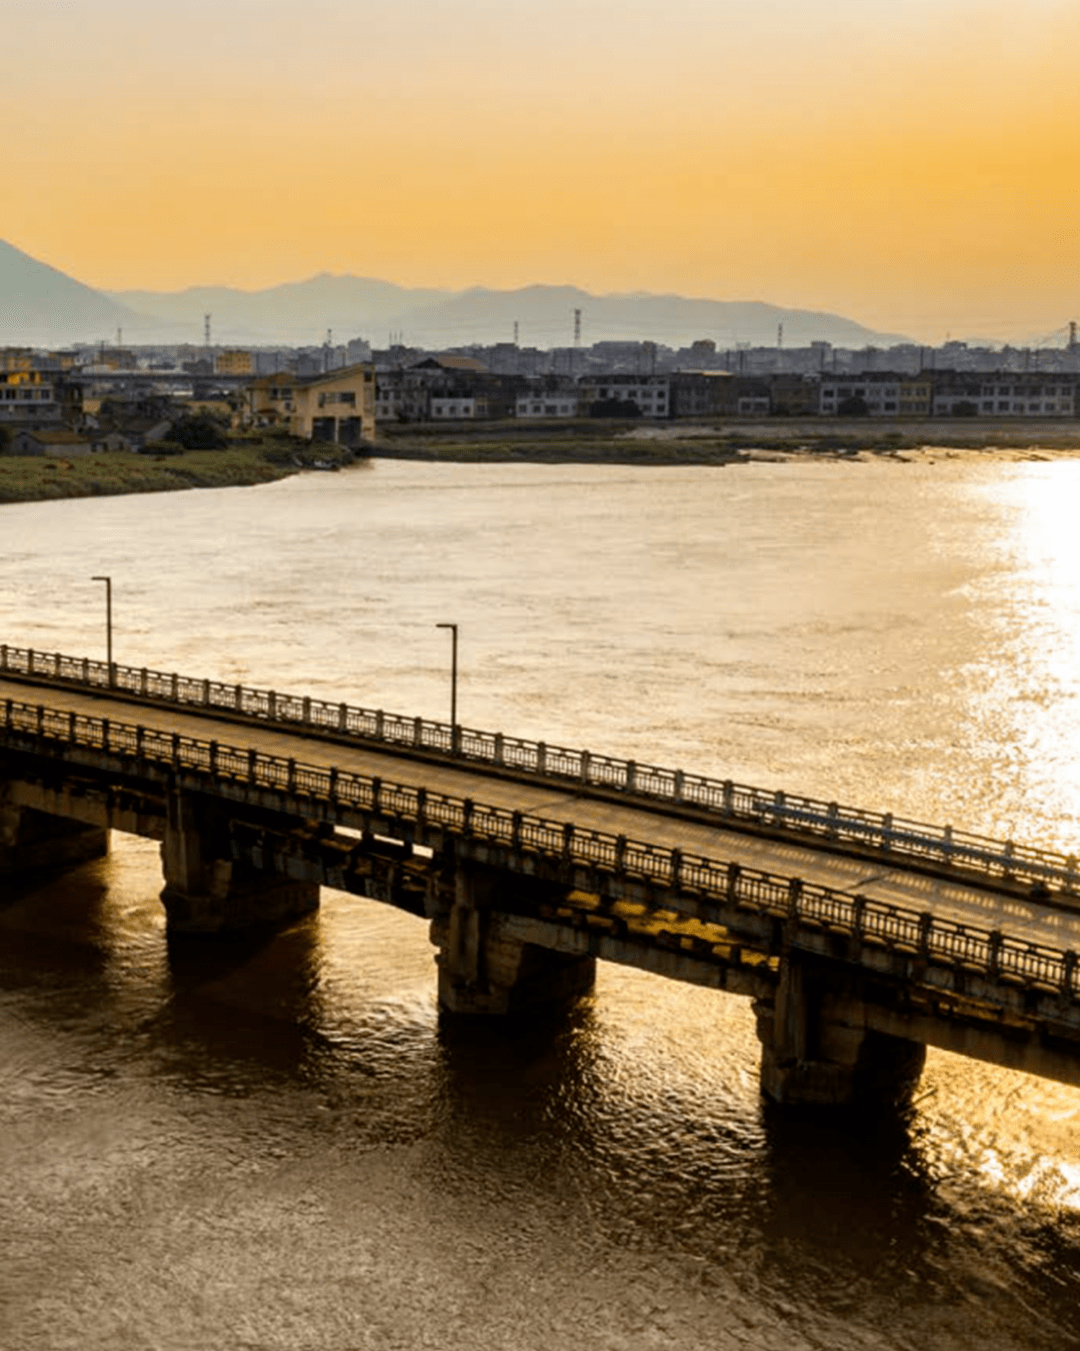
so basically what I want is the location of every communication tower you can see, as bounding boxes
[573,308,582,346]
[514,320,519,346]
[204,314,211,348]
[1070,321,1078,351]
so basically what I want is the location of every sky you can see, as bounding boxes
[5,0,1080,342]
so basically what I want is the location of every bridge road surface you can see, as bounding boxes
[3,676,1079,957]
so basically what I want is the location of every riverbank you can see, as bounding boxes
[5,417,1080,504]
[371,416,1080,464]
[0,438,358,504]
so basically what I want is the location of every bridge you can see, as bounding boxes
[2,643,1080,1109]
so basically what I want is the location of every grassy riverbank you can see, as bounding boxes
[0,438,357,505]
[372,416,1080,464]
[6,416,1080,505]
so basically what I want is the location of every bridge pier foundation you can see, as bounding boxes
[433,865,596,1015]
[754,958,926,1108]
[0,795,108,879]
[159,789,319,933]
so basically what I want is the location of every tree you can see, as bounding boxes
[837,395,870,416]
[171,414,229,450]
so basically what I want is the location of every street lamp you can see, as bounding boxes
[91,575,113,685]
[436,622,458,752]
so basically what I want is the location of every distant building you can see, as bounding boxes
[214,350,254,377]
[577,373,670,417]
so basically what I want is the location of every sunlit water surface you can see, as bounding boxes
[2,458,1080,1350]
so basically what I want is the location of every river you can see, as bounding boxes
[1,456,1079,1350]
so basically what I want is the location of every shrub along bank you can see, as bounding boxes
[0,437,359,505]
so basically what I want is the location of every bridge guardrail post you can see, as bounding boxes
[942,825,954,861]
[375,710,385,741]
[328,766,338,800]
[0,644,6,671]
[827,802,839,839]
[918,911,933,957]
[171,733,180,767]
[614,835,627,873]
[625,760,636,793]
[511,811,523,849]
[881,813,893,850]
[370,777,382,815]
[413,716,423,748]
[495,733,505,767]
[1066,857,1078,893]
[286,759,297,794]
[537,742,547,775]
[673,770,684,804]
[247,748,258,784]
[1063,951,1078,998]
[338,703,348,733]
[100,717,109,752]
[68,710,76,742]
[726,861,742,903]
[135,724,144,759]
[786,876,802,918]
[208,741,218,776]
[28,649,34,677]
[302,697,311,724]
[670,847,682,890]
[722,780,734,815]
[987,930,1003,978]
[462,799,474,835]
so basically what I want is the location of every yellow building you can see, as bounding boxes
[214,349,255,376]
[243,363,376,445]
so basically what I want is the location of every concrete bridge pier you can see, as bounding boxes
[433,863,596,1015]
[754,957,926,1108]
[0,790,108,879]
[160,788,319,933]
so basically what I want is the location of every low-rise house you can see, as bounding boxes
[819,373,903,416]
[6,428,92,456]
[577,373,670,417]
[243,363,376,444]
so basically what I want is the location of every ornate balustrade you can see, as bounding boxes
[2,643,1077,898]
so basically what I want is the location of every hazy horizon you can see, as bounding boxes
[6,0,1080,345]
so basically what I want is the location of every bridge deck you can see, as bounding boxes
[3,676,1076,954]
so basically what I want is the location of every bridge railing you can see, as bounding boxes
[3,642,1079,899]
[3,692,1077,1005]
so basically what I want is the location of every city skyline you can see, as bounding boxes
[5,0,1080,343]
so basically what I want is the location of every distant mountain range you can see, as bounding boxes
[0,237,911,350]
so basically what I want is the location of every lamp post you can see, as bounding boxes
[436,622,458,752]
[91,575,113,686]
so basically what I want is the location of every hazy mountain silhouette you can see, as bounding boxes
[110,276,908,348]
[0,239,144,345]
[0,239,911,349]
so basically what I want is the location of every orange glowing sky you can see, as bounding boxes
[6,0,1080,341]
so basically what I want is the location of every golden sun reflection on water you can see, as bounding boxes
[951,466,1080,852]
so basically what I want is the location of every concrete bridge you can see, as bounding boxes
[2,644,1080,1109]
